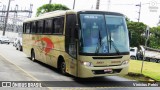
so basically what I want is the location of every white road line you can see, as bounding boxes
[0,54,53,90]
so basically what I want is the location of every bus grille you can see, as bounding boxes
[92,69,122,75]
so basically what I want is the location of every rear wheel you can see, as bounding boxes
[31,50,35,61]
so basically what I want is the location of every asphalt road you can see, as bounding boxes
[0,44,159,90]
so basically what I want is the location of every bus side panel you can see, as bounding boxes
[45,35,65,68]
[33,34,47,63]
[65,53,77,77]
[23,34,32,58]
[41,34,78,77]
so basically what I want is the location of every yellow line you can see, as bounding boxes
[0,54,53,90]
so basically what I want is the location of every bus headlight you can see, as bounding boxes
[121,60,129,65]
[82,62,93,67]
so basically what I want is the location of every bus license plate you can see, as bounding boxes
[104,68,112,73]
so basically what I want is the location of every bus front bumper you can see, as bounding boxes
[78,64,129,78]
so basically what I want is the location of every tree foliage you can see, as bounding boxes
[148,26,160,49]
[127,20,147,48]
[126,17,160,49]
[36,4,70,16]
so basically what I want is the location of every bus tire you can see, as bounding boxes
[58,58,66,75]
[157,60,160,63]
[31,49,35,61]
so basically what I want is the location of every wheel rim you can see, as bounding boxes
[61,62,66,74]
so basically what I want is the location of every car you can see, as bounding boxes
[16,37,23,51]
[13,37,19,47]
[0,36,10,44]
[130,47,138,60]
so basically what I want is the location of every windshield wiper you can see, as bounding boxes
[109,39,120,55]
[95,30,103,53]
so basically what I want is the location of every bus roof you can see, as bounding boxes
[23,10,125,23]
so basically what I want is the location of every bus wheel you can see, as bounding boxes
[31,50,35,61]
[60,61,66,75]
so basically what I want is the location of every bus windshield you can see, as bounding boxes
[79,14,129,55]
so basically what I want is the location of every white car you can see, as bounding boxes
[130,47,138,60]
[0,36,10,44]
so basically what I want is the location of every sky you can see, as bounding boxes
[0,0,160,27]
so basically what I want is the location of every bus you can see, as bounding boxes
[23,10,130,78]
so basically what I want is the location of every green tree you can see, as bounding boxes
[36,4,70,16]
[149,26,160,49]
[127,21,147,47]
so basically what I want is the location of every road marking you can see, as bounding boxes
[0,54,53,90]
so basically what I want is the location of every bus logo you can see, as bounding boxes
[35,37,54,55]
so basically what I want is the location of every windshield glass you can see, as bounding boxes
[79,14,129,55]
[106,15,129,53]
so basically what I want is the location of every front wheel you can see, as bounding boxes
[31,50,35,61]
[60,61,66,75]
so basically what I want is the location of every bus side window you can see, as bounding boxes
[44,19,52,34]
[25,23,30,34]
[65,14,77,58]
[53,16,64,34]
[37,20,44,34]
[31,22,37,34]
[23,23,25,33]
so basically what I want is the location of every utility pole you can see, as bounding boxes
[136,2,141,22]
[73,0,75,9]
[157,15,160,26]
[3,0,11,36]
[49,0,52,4]
[96,0,100,10]
[107,0,110,11]
[13,5,18,32]
[141,26,150,74]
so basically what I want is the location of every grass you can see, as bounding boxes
[124,60,160,81]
